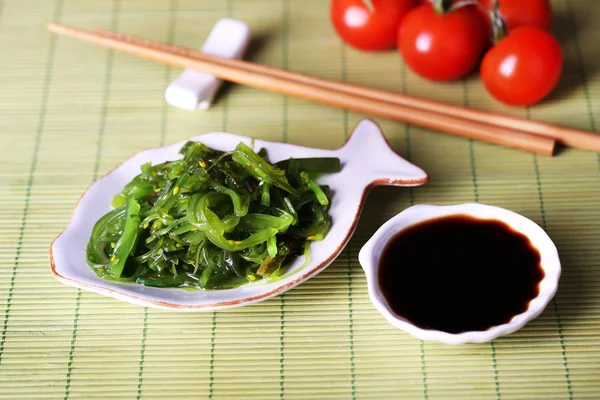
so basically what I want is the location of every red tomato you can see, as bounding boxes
[398,5,487,81]
[481,27,562,106]
[479,0,552,31]
[331,0,416,51]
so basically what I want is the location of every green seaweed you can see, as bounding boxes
[86,141,340,290]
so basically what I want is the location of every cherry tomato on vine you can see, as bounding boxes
[479,0,552,32]
[330,0,416,51]
[481,27,562,106]
[398,5,487,81]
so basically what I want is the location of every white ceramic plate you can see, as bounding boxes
[50,119,428,311]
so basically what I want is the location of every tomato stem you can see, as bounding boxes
[433,0,453,15]
[434,0,477,15]
[362,0,374,13]
[490,0,508,44]
[448,0,479,12]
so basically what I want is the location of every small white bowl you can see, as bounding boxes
[358,203,561,344]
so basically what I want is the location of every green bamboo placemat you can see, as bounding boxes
[1,0,599,398]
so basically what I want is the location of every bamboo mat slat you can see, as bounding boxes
[1,0,599,399]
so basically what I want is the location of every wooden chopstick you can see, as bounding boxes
[93,27,597,153]
[188,48,599,153]
[47,23,557,156]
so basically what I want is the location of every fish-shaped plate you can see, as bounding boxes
[50,119,428,311]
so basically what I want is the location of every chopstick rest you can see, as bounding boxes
[164,18,251,110]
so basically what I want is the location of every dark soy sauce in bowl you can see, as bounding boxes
[378,215,545,334]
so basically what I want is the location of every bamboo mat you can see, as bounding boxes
[1,0,599,398]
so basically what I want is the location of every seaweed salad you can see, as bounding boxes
[85,140,340,290]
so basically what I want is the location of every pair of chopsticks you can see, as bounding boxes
[47,23,600,156]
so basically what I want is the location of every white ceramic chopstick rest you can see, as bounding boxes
[164,18,251,110]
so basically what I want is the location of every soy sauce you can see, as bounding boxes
[378,215,544,334]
